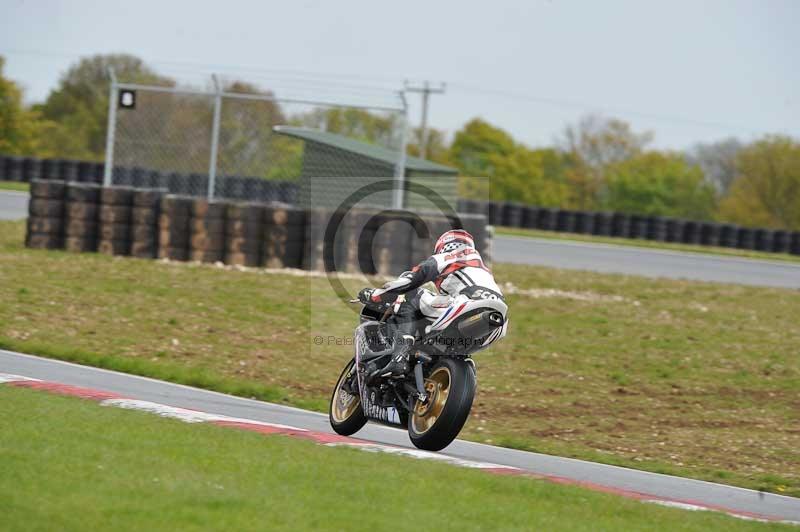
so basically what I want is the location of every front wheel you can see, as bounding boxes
[329,358,367,436]
[408,358,476,451]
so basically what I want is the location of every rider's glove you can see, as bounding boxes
[358,287,376,304]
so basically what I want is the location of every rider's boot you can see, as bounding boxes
[378,335,414,378]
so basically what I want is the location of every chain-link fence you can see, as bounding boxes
[104,71,409,207]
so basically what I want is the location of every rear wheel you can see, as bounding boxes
[329,358,367,436]
[408,358,476,451]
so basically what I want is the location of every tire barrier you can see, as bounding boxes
[573,211,594,235]
[592,212,611,236]
[225,203,264,267]
[699,222,720,247]
[158,195,193,261]
[449,197,800,255]
[537,208,557,231]
[22,158,42,182]
[737,227,755,250]
[189,199,226,263]
[611,213,629,238]
[25,180,66,250]
[12,154,795,255]
[664,219,683,243]
[682,221,700,245]
[646,216,666,241]
[263,205,305,269]
[98,186,134,256]
[130,189,164,259]
[1,154,300,203]
[753,229,773,252]
[791,232,800,255]
[501,202,524,228]
[627,214,647,240]
[521,206,539,229]
[772,230,789,254]
[23,183,493,273]
[718,224,738,248]
[555,209,575,233]
[5,156,23,182]
[372,211,415,276]
[64,182,100,252]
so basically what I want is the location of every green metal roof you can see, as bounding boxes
[273,126,458,175]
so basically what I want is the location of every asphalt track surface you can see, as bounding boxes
[3,190,800,287]
[2,349,798,522]
[494,235,800,289]
[0,190,28,220]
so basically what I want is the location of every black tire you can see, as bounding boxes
[408,358,476,451]
[329,358,367,436]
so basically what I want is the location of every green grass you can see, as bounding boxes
[0,180,30,192]
[1,219,799,497]
[1,385,790,532]
[496,226,800,264]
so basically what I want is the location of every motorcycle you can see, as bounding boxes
[329,290,508,451]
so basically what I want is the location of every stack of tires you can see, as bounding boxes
[98,187,134,255]
[611,213,629,238]
[26,180,66,250]
[699,222,720,247]
[372,212,415,277]
[718,224,737,248]
[3,156,24,182]
[225,203,263,267]
[64,183,101,252]
[772,231,789,254]
[592,212,612,236]
[130,190,164,258]
[158,195,193,261]
[190,199,226,263]
[737,228,755,250]
[537,208,557,231]
[646,217,667,241]
[791,233,800,255]
[22,158,42,182]
[573,211,594,235]
[264,205,305,269]
[410,215,452,266]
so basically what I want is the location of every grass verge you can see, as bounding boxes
[1,219,798,496]
[496,226,800,264]
[1,385,790,531]
[0,181,30,192]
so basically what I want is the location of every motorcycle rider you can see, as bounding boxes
[358,229,504,378]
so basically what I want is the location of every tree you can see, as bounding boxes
[295,107,399,149]
[449,118,516,177]
[215,81,296,179]
[685,138,742,195]
[717,136,800,230]
[559,114,653,209]
[0,56,54,156]
[449,118,569,205]
[35,54,173,160]
[603,152,716,219]
[406,126,451,166]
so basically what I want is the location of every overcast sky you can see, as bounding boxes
[1,0,797,150]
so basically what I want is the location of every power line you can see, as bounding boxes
[405,81,446,158]
[2,47,772,136]
[447,82,761,135]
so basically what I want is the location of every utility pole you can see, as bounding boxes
[405,81,446,160]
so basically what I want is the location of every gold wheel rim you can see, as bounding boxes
[331,363,360,423]
[411,366,451,435]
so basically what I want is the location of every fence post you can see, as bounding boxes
[392,90,409,210]
[207,74,223,200]
[103,67,118,187]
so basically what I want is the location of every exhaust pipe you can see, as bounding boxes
[457,310,505,339]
